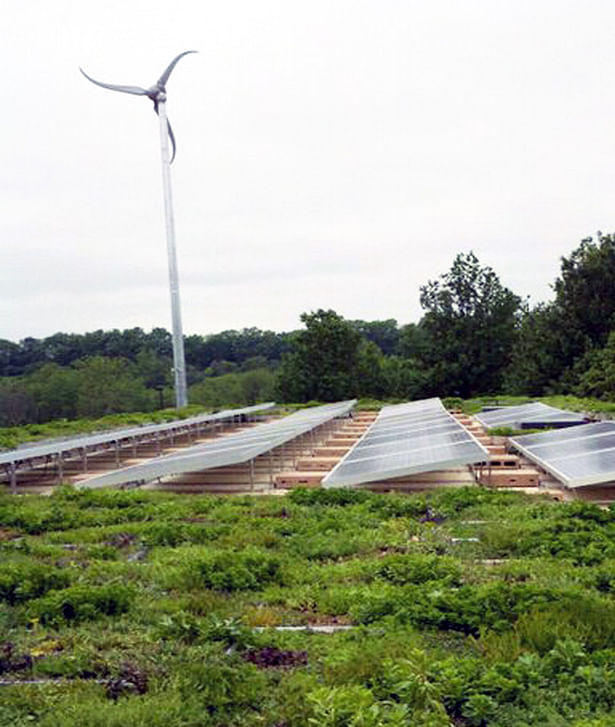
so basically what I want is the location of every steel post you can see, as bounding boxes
[157,98,188,408]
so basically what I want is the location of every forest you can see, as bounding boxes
[1,232,615,426]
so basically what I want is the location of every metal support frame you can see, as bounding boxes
[249,458,255,491]
[269,449,274,489]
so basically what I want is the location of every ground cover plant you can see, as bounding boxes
[453,394,615,417]
[0,486,614,726]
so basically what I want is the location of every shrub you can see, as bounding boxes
[174,653,268,717]
[189,548,283,591]
[589,566,615,594]
[0,561,72,605]
[306,684,376,726]
[373,554,461,586]
[27,584,134,626]
[462,693,497,726]
[142,521,229,547]
[515,598,615,653]
[353,582,569,634]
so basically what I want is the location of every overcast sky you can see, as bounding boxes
[3,0,615,341]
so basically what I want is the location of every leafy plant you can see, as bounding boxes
[188,547,283,591]
[0,560,72,605]
[27,583,134,626]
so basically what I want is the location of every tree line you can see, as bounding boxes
[1,232,614,426]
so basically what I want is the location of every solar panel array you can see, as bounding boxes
[0,403,276,469]
[475,402,586,431]
[323,397,488,488]
[78,400,356,490]
[510,421,615,488]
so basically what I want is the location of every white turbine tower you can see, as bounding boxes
[80,51,197,408]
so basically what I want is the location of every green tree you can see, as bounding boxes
[239,355,270,372]
[189,372,243,408]
[240,368,276,404]
[571,331,615,399]
[356,340,387,398]
[134,348,171,390]
[554,233,615,352]
[275,310,363,402]
[396,323,431,359]
[25,363,79,421]
[507,233,615,395]
[0,381,36,426]
[543,232,615,386]
[73,357,151,418]
[418,252,522,397]
[381,357,428,400]
[503,304,563,395]
[350,319,400,355]
[0,339,28,376]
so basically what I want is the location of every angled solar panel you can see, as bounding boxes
[77,400,356,489]
[0,403,276,469]
[323,397,488,488]
[475,402,586,430]
[510,421,615,488]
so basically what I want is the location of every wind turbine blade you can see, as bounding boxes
[152,103,178,163]
[79,67,148,96]
[167,119,177,164]
[157,50,197,87]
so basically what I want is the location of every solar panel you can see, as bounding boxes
[323,398,488,488]
[510,421,615,488]
[77,400,356,489]
[475,402,586,430]
[0,403,276,468]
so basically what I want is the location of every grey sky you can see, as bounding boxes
[3,0,615,341]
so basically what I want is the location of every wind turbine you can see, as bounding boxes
[80,51,197,408]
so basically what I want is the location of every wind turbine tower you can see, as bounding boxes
[80,51,197,408]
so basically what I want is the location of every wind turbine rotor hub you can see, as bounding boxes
[80,50,197,164]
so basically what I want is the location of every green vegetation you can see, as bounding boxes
[2,391,612,454]
[0,404,210,450]
[460,394,615,416]
[1,486,615,725]
[3,232,615,428]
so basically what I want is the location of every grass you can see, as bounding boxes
[0,486,614,725]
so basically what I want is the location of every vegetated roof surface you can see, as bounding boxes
[1,485,615,726]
